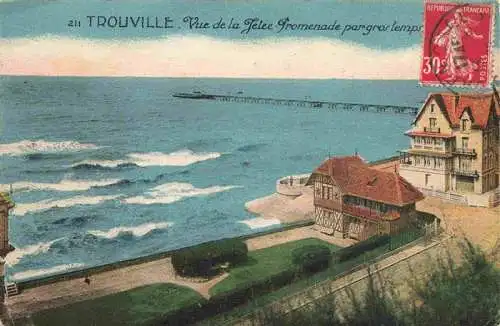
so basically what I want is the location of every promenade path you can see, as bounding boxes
[5,225,352,321]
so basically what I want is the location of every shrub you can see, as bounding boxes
[171,238,248,277]
[210,268,298,311]
[335,234,390,263]
[292,245,331,274]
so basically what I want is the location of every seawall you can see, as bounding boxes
[13,220,314,293]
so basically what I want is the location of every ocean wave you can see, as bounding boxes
[0,140,100,156]
[11,263,85,281]
[0,179,122,193]
[71,149,221,169]
[88,221,173,239]
[236,143,268,152]
[239,217,281,229]
[13,195,122,216]
[123,182,240,205]
[6,238,64,266]
[52,214,99,227]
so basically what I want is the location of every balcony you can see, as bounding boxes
[452,169,479,179]
[423,126,440,133]
[342,203,401,221]
[453,148,477,157]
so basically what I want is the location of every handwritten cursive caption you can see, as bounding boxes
[69,16,423,36]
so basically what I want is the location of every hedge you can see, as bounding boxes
[156,234,400,325]
[171,238,248,277]
[335,234,390,263]
[292,245,331,274]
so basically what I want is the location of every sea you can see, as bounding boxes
[0,76,435,281]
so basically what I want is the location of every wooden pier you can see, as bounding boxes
[173,93,419,114]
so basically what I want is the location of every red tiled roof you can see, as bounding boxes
[311,156,424,207]
[420,92,498,130]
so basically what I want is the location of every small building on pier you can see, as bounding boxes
[306,155,424,241]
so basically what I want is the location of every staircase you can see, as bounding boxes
[5,282,19,297]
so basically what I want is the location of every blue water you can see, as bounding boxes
[0,77,431,280]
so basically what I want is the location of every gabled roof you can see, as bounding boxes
[414,92,498,130]
[310,156,424,206]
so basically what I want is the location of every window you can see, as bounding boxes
[430,104,435,113]
[435,138,442,146]
[322,186,333,199]
[462,137,469,149]
[425,174,430,186]
[461,119,468,131]
[429,118,437,128]
[459,158,472,171]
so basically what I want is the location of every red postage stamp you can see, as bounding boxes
[420,2,495,87]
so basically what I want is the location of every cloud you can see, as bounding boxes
[0,35,498,79]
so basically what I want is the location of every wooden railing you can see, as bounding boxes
[453,148,477,157]
[342,204,386,221]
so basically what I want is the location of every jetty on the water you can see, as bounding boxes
[173,92,419,114]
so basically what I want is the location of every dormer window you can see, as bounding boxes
[461,119,468,131]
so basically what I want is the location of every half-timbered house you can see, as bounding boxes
[307,155,424,241]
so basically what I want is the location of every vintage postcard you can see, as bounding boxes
[0,0,499,325]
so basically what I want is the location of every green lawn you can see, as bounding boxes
[31,283,207,326]
[209,238,341,296]
[201,228,424,325]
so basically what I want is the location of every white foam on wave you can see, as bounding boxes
[0,140,100,156]
[123,182,240,205]
[11,263,85,281]
[13,195,122,216]
[6,238,64,266]
[88,221,173,239]
[0,179,122,193]
[239,217,281,229]
[72,149,221,168]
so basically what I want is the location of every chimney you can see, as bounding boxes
[454,94,459,117]
[329,160,334,176]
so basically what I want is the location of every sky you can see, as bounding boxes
[0,0,498,79]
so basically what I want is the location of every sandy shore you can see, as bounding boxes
[245,187,314,224]
[246,187,499,255]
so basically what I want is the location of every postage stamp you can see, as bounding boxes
[420,1,495,87]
